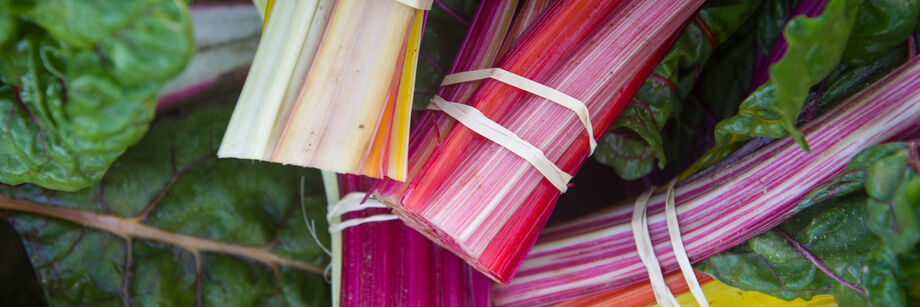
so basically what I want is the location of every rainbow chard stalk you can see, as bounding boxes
[219,0,429,180]
[374,0,705,283]
[334,175,491,306]
[493,57,920,306]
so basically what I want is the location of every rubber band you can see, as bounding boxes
[395,0,433,10]
[428,96,573,192]
[631,182,709,307]
[327,192,398,233]
[327,192,388,220]
[632,187,680,307]
[329,215,400,233]
[665,179,709,307]
[441,68,596,153]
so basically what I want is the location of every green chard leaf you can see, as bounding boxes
[809,43,907,112]
[0,9,15,48]
[794,141,914,211]
[698,195,874,305]
[595,0,761,180]
[0,0,194,191]
[862,245,913,307]
[0,102,331,306]
[695,0,799,122]
[700,142,920,306]
[864,142,920,255]
[688,0,863,176]
[843,0,920,65]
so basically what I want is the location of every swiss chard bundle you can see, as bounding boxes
[374,0,707,283]
[0,0,194,191]
[218,0,428,180]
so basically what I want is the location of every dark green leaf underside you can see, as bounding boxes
[2,103,331,306]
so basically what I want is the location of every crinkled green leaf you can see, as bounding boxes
[863,246,910,306]
[764,0,862,147]
[695,31,757,121]
[596,127,660,179]
[891,250,920,305]
[0,103,331,306]
[413,0,478,109]
[794,141,913,212]
[843,0,920,65]
[595,0,761,180]
[0,0,194,191]
[864,142,920,254]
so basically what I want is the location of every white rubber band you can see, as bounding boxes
[327,192,397,233]
[632,187,680,307]
[329,215,400,233]
[441,68,596,153]
[326,192,388,220]
[665,179,709,307]
[428,96,573,192]
[395,0,433,10]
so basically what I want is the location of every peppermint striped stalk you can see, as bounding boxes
[494,58,920,306]
[374,0,705,283]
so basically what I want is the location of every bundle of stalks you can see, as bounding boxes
[373,0,706,283]
[219,0,429,180]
